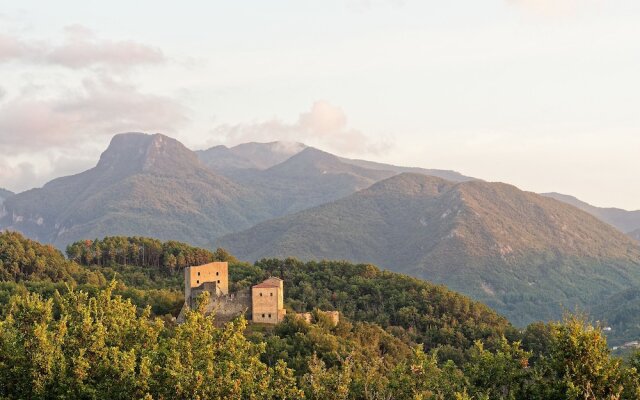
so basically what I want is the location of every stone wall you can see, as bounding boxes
[177,288,251,326]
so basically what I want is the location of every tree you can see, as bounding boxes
[464,337,532,400]
[529,315,627,400]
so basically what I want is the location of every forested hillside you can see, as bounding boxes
[220,173,640,326]
[1,232,640,399]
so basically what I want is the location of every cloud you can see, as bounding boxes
[0,25,164,69]
[211,100,390,155]
[0,33,33,62]
[346,0,406,12]
[506,0,581,16]
[0,76,188,153]
[0,153,98,193]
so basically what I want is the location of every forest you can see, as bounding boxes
[1,231,639,399]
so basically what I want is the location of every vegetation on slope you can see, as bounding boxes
[592,288,640,347]
[2,283,640,399]
[3,232,640,398]
[219,173,640,325]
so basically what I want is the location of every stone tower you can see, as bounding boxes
[184,261,229,306]
[251,277,286,324]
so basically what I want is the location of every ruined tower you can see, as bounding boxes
[184,261,229,306]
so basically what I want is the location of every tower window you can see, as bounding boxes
[262,314,265,318]
[260,292,263,296]
[270,292,273,297]
[268,314,272,318]
[217,280,220,284]
[196,280,200,284]
[216,272,219,276]
[197,272,200,276]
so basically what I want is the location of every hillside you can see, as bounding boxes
[0,133,273,248]
[542,192,640,235]
[219,173,640,325]
[631,229,640,241]
[1,231,637,399]
[592,288,640,347]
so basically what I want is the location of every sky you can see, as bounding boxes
[0,0,639,209]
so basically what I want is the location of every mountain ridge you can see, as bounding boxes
[196,141,307,172]
[218,173,640,325]
[541,192,640,235]
[0,133,272,248]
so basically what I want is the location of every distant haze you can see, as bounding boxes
[0,1,639,209]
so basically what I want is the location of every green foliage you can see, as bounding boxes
[592,288,640,346]
[464,338,531,399]
[3,233,640,398]
[0,282,163,399]
[0,284,302,400]
[67,236,234,273]
[533,315,627,400]
[254,258,515,354]
[0,231,81,282]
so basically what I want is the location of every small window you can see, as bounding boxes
[196,280,200,284]
[217,280,220,284]
[260,292,263,296]
[270,292,273,297]
[262,314,265,318]
[216,272,219,276]
[268,314,272,318]
[197,272,200,276]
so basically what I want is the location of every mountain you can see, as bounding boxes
[542,192,640,235]
[219,173,640,325]
[631,229,640,241]
[227,147,401,215]
[196,141,307,172]
[0,188,13,205]
[198,141,474,216]
[213,146,475,217]
[0,133,273,248]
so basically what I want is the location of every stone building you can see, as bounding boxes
[251,277,287,324]
[184,261,228,307]
[179,263,286,326]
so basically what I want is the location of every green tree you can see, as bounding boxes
[464,337,532,400]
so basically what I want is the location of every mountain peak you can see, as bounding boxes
[265,147,343,174]
[98,132,201,176]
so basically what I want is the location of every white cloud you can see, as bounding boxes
[0,160,37,192]
[210,100,390,155]
[0,25,165,70]
[0,76,188,153]
[506,0,583,17]
[346,0,406,12]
